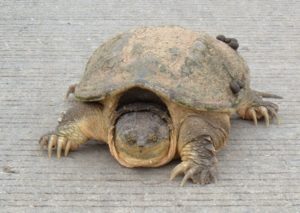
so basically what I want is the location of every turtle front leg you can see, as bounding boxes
[170,113,230,186]
[237,90,282,126]
[39,102,106,158]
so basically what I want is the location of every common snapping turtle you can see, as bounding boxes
[39,26,281,186]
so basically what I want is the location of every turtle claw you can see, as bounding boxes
[259,106,270,127]
[248,108,257,126]
[48,135,58,158]
[245,102,278,126]
[170,161,190,182]
[64,140,72,157]
[180,166,203,187]
[170,161,217,186]
[57,137,67,159]
[39,133,78,158]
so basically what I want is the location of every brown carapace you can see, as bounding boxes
[39,26,281,186]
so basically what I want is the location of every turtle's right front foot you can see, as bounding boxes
[39,102,104,159]
[39,103,103,158]
[39,130,80,159]
[39,104,90,158]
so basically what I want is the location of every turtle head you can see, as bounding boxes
[114,104,171,167]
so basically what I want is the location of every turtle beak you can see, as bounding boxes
[136,136,146,147]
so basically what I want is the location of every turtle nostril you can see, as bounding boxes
[137,139,146,147]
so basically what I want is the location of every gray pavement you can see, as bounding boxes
[0,0,299,212]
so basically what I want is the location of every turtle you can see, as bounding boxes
[39,26,281,186]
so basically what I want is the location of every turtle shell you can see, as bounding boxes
[75,26,250,111]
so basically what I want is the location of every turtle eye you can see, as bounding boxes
[125,133,136,145]
[147,134,158,143]
[127,139,136,145]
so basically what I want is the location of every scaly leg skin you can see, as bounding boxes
[170,113,230,186]
[39,102,106,158]
[237,90,282,126]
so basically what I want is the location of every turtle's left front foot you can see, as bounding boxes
[238,91,280,126]
[170,136,218,186]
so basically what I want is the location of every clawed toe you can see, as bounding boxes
[246,102,279,126]
[170,161,190,181]
[170,161,217,186]
[258,106,270,126]
[39,134,50,149]
[39,133,76,158]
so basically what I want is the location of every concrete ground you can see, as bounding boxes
[1,0,299,212]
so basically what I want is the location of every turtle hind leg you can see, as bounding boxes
[170,113,230,186]
[39,102,106,158]
[237,90,280,126]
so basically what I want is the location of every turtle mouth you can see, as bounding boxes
[115,134,170,161]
